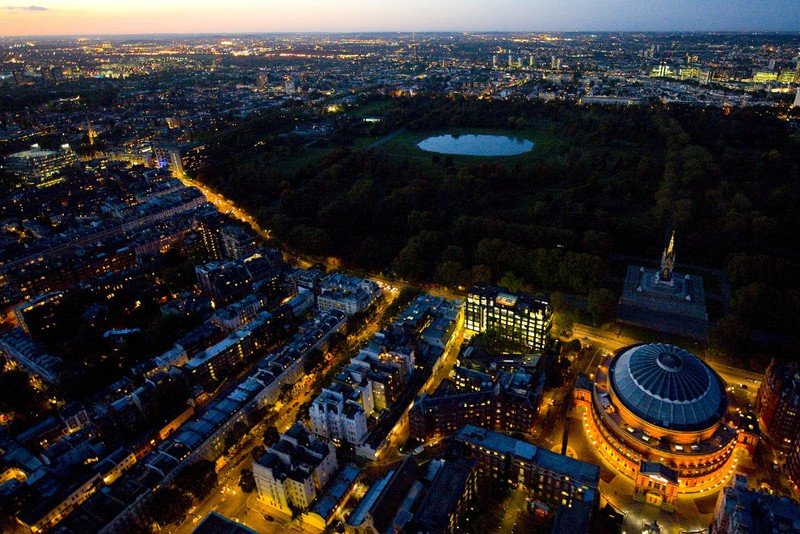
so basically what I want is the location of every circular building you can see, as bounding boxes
[575,343,741,505]
[610,343,726,437]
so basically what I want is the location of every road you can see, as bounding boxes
[174,171,271,241]
[568,323,762,395]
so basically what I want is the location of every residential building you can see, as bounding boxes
[309,388,368,445]
[453,425,599,511]
[409,368,544,440]
[710,474,800,533]
[405,456,478,533]
[317,273,381,316]
[253,423,338,514]
[756,359,800,448]
[221,224,257,260]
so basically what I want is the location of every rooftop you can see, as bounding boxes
[609,343,726,431]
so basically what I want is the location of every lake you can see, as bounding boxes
[417,134,534,156]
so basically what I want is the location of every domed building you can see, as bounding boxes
[574,343,752,510]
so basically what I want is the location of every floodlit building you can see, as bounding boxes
[253,423,338,514]
[465,286,552,351]
[2,144,76,186]
[573,343,752,510]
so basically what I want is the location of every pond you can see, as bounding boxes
[417,133,534,156]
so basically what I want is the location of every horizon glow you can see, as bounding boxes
[1,0,799,37]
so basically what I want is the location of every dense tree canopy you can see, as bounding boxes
[194,96,800,356]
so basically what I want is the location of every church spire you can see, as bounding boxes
[86,118,97,146]
[659,231,676,283]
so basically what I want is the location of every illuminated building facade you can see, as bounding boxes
[465,286,552,351]
[574,343,747,510]
[786,436,800,500]
[409,368,544,440]
[756,359,800,448]
[3,144,76,186]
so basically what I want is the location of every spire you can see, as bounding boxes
[86,118,97,146]
[659,231,676,283]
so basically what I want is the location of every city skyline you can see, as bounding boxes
[1,0,799,36]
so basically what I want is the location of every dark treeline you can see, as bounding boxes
[195,96,800,355]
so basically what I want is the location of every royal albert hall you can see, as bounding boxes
[575,343,754,507]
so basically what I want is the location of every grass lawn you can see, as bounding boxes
[278,147,332,175]
[350,98,394,118]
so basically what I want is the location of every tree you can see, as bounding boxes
[147,487,192,526]
[174,460,218,501]
[279,383,294,402]
[224,421,249,451]
[587,288,615,326]
[239,469,256,493]
[498,271,525,293]
[264,425,280,446]
[251,444,266,461]
[304,348,325,374]
[434,260,468,288]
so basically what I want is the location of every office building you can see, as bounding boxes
[465,286,552,351]
[3,144,76,186]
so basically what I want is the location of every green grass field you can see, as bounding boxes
[279,147,333,175]
[350,98,394,118]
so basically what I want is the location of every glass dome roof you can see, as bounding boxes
[609,343,726,431]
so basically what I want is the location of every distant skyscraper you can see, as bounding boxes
[529,55,534,67]
[284,78,296,94]
[507,54,513,68]
[256,72,269,91]
[492,54,497,68]
[792,87,800,108]
[551,56,560,70]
